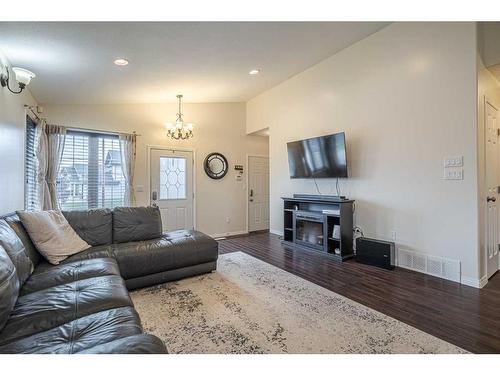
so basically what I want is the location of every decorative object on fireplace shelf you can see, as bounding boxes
[332,225,341,240]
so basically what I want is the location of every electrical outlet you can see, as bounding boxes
[226,217,231,223]
[390,230,396,241]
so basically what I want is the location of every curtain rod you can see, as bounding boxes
[24,105,43,121]
[68,125,141,137]
[23,105,141,137]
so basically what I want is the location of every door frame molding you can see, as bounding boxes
[483,96,500,282]
[147,145,197,230]
[246,154,270,233]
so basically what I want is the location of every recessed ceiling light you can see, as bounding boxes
[114,58,129,66]
[249,69,260,75]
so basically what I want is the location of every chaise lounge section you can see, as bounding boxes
[0,206,218,354]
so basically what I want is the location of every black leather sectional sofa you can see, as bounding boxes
[0,206,218,354]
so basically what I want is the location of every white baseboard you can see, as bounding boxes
[269,229,283,236]
[461,275,488,289]
[210,230,248,239]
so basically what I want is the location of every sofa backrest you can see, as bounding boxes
[0,244,19,331]
[112,206,162,243]
[63,209,113,247]
[0,207,162,270]
[0,219,34,285]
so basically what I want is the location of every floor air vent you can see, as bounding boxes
[396,248,461,283]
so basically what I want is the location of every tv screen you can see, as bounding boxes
[287,132,348,178]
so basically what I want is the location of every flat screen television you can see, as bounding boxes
[287,132,348,178]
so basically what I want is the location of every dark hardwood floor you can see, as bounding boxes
[218,232,500,354]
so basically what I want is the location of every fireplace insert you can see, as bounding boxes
[294,211,324,250]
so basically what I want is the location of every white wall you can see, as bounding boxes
[247,22,480,282]
[0,52,38,215]
[43,103,268,237]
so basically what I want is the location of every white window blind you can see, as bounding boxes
[57,130,125,210]
[25,116,39,211]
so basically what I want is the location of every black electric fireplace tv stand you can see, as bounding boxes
[281,194,354,261]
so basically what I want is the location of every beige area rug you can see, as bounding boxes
[130,251,467,354]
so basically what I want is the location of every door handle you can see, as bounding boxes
[487,196,497,203]
[250,189,254,197]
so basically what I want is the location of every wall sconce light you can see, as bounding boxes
[0,66,36,94]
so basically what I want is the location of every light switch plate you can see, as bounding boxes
[444,169,463,180]
[444,156,463,168]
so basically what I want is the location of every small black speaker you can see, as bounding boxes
[356,237,395,270]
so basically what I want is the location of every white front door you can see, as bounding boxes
[150,148,194,231]
[486,101,499,279]
[248,156,270,232]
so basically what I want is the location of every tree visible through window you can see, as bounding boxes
[57,130,125,210]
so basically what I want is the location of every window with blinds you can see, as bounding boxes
[25,116,39,211]
[57,130,125,211]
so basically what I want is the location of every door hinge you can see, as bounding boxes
[497,128,500,137]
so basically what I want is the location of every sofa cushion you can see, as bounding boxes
[17,210,90,265]
[112,230,218,279]
[0,275,132,345]
[125,261,217,290]
[78,334,167,354]
[3,213,42,266]
[0,307,143,354]
[0,245,19,331]
[0,220,33,284]
[20,258,121,296]
[113,206,162,243]
[63,209,113,246]
[62,244,115,264]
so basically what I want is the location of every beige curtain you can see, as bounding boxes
[35,119,50,210]
[119,133,137,206]
[45,125,66,210]
[35,122,67,210]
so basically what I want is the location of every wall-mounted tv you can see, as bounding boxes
[287,132,348,178]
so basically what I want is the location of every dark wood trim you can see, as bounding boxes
[218,232,500,354]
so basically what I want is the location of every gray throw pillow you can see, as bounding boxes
[17,210,91,265]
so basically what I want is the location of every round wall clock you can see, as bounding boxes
[204,152,229,180]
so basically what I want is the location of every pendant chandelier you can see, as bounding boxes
[165,94,194,140]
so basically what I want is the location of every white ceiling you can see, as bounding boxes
[0,22,388,104]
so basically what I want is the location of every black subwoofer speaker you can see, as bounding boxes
[356,237,395,270]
